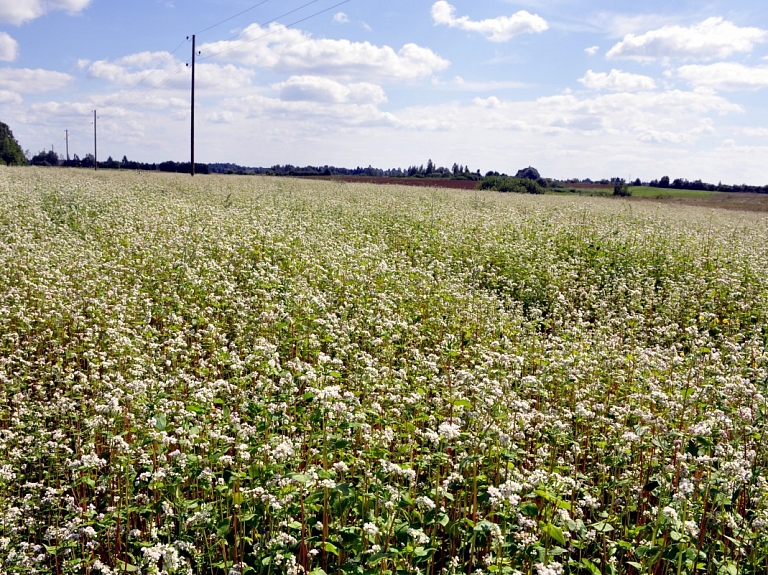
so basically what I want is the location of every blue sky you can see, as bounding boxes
[1,0,768,183]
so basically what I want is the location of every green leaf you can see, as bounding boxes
[154,414,167,431]
[580,559,602,575]
[116,560,139,573]
[310,570,328,575]
[541,522,566,546]
[450,398,472,408]
[591,521,614,533]
[324,542,339,556]
[289,473,312,483]
[217,517,231,537]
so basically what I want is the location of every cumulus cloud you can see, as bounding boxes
[0,90,22,104]
[225,93,399,128]
[206,111,234,124]
[607,17,768,61]
[0,32,18,61]
[87,52,254,91]
[448,88,741,147]
[473,96,501,109]
[431,1,548,42]
[579,69,656,92]
[0,68,72,92]
[274,76,387,105]
[333,12,349,24]
[199,23,449,80]
[0,0,91,25]
[584,46,599,56]
[676,63,768,91]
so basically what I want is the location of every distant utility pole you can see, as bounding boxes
[65,130,70,162]
[93,110,98,171]
[190,34,196,177]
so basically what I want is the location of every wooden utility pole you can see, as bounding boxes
[93,110,98,171]
[191,34,196,177]
[65,130,69,162]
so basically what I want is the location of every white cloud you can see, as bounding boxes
[225,93,399,128]
[87,52,254,92]
[739,127,768,137]
[333,12,349,24]
[584,46,599,56]
[452,89,741,146]
[676,63,768,91]
[274,76,387,105]
[0,32,18,61]
[431,75,528,91]
[607,17,768,61]
[0,68,72,92]
[206,111,234,124]
[0,90,22,104]
[0,0,91,25]
[199,23,449,80]
[431,1,548,42]
[579,69,656,92]
[473,96,501,109]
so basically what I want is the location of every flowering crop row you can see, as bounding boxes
[1,168,767,575]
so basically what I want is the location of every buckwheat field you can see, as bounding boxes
[2,168,768,575]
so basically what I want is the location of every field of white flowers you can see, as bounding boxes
[1,168,767,575]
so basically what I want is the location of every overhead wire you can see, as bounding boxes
[194,0,272,36]
[55,0,355,157]
[198,0,336,60]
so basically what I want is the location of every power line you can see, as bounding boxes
[194,0,272,36]
[117,38,188,100]
[199,0,342,61]
[119,62,188,113]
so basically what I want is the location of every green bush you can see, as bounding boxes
[477,175,544,194]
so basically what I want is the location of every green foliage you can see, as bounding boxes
[613,179,631,196]
[0,121,27,166]
[478,175,545,194]
[515,166,541,180]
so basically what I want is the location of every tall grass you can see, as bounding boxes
[1,168,767,575]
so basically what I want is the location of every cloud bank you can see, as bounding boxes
[0,0,91,25]
[199,24,450,80]
[431,1,548,42]
[607,17,767,61]
[0,32,18,61]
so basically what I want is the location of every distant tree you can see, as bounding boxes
[613,178,631,197]
[659,175,670,188]
[633,178,642,187]
[515,166,541,180]
[426,159,435,175]
[478,176,544,194]
[0,121,27,165]
[31,149,59,166]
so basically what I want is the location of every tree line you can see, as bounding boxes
[647,175,768,194]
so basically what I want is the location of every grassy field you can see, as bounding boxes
[549,186,715,199]
[625,187,715,199]
[2,168,768,575]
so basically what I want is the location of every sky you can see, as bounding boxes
[1,0,768,184]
